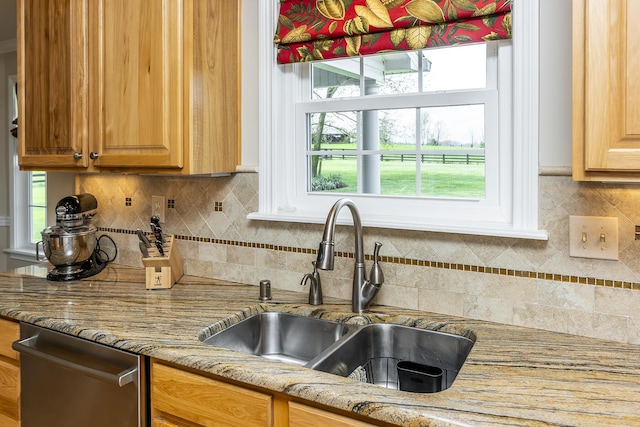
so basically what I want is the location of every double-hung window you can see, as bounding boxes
[251,1,546,240]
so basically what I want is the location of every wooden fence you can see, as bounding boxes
[320,152,485,165]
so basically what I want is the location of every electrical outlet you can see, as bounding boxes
[569,215,618,260]
[151,195,165,223]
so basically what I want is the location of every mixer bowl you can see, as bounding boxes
[40,225,97,267]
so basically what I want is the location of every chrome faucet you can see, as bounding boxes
[316,198,384,313]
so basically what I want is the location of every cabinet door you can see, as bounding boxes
[573,0,640,180]
[182,0,240,174]
[151,362,273,427]
[18,0,90,169]
[0,318,20,427]
[0,318,19,361]
[89,0,183,169]
[289,402,378,427]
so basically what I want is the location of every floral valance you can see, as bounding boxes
[274,0,512,64]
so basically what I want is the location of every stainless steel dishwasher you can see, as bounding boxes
[12,323,147,427]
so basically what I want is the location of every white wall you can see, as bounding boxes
[240,0,259,170]
[538,0,573,168]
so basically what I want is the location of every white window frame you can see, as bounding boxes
[6,74,46,262]
[250,1,547,240]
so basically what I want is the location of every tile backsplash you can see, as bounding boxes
[78,173,640,345]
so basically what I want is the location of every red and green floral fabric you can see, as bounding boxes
[274,0,512,64]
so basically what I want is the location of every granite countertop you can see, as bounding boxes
[1,264,639,427]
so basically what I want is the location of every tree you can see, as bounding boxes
[420,111,431,145]
[311,86,338,178]
[430,121,445,146]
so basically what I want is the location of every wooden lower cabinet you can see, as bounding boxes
[288,402,377,427]
[151,361,273,427]
[150,360,381,427]
[0,317,20,427]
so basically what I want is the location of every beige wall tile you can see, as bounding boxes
[537,280,595,312]
[418,289,465,317]
[375,284,419,310]
[595,287,640,317]
[513,304,569,334]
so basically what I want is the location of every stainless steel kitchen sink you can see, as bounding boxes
[202,312,474,392]
[201,312,350,366]
[307,323,474,392]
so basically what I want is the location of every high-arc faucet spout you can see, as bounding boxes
[316,199,384,313]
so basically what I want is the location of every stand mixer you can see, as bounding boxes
[38,193,116,281]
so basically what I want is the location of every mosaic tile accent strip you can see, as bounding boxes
[98,227,640,291]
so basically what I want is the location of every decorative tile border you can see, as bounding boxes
[101,227,640,291]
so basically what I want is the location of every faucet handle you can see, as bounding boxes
[369,241,384,286]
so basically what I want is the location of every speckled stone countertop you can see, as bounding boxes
[1,264,639,426]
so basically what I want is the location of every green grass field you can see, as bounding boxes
[314,158,485,198]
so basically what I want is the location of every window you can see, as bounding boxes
[250,1,546,240]
[304,44,494,200]
[7,74,48,261]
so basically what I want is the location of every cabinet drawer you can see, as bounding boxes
[152,362,272,427]
[0,318,19,361]
[289,402,377,427]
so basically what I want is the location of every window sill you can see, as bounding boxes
[3,247,44,264]
[247,211,549,240]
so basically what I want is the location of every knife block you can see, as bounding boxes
[142,235,183,290]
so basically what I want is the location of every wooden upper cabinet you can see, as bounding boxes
[90,0,183,170]
[18,0,240,174]
[573,0,640,181]
[17,0,90,169]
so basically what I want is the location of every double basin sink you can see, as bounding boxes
[201,312,474,393]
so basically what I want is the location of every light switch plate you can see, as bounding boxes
[569,215,618,260]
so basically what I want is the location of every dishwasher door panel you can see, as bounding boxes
[14,323,147,427]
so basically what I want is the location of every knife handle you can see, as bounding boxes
[155,239,165,257]
[137,229,151,247]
